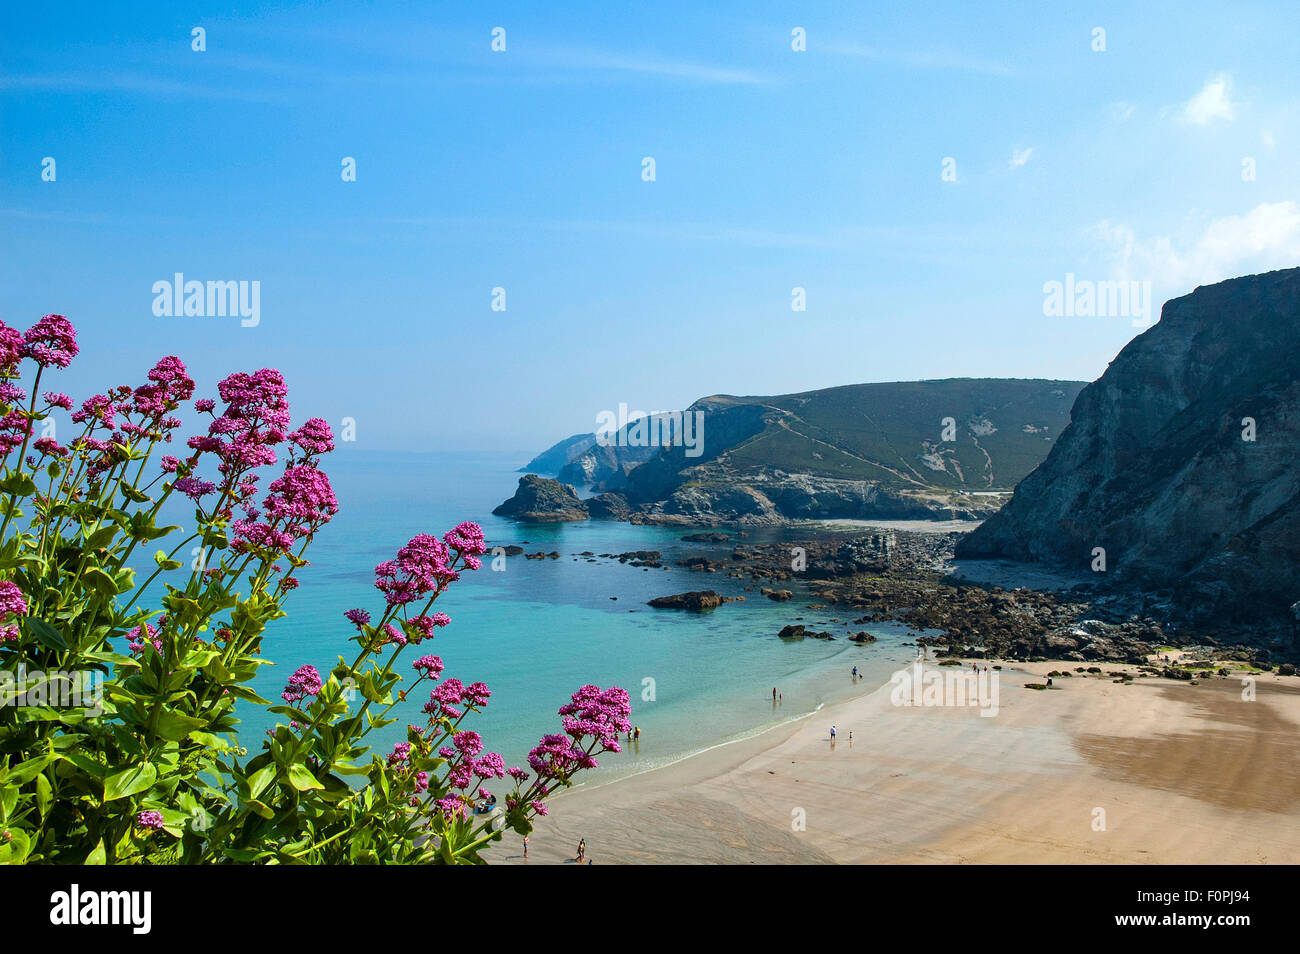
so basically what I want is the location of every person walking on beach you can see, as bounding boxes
[829,725,837,742]
[575,838,586,862]
[852,666,858,679]
[773,687,777,701]
[522,835,528,859]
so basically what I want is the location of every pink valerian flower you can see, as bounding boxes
[282,664,323,704]
[126,620,164,655]
[472,752,507,779]
[387,742,412,766]
[344,608,370,630]
[414,771,430,793]
[42,391,72,411]
[21,314,78,369]
[0,321,25,371]
[288,417,335,457]
[0,383,26,406]
[173,476,217,500]
[0,581,28,620]
[72,393,121,428]
[132,356,195,422]
[136,810,165,830]
[559,685,632,747]
[0,411,32,457]
[412,654,444,678]
[230,519,295,554]
[33,437,68,458]
[452,730,484,758]
[374,533,460,607]
[194,398,215,413]
[434,796,469,821]
[160,455,180,472]
[260,463,338,536]
[423,678,481,721]
[522,685,632,787]
[444,522,487,557]
[383,623,406,647]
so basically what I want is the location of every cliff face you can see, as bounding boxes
[957,268,1300,624]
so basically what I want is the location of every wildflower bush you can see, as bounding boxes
[0,314,630,864]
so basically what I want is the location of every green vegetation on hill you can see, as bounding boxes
[697,378,1085,490]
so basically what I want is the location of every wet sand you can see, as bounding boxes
[502,660,1300,865]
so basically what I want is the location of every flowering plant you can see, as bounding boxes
[0,314,629,864]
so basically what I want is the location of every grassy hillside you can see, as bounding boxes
[697,378,1086,490]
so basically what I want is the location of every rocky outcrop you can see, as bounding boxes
[957,268,1300,626]
[778,624,833,640]
[646,590,739,611]
[491,475,588,522]
[586,492,633,520]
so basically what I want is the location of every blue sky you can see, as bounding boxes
[1,1,1297,452]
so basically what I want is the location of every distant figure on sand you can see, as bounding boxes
[522,835,528,858]
[852,666,858,678]
[829,725,837,742]
[575,838,586,862]
[773,687,777,701]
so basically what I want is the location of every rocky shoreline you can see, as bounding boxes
[490,524,1298,669]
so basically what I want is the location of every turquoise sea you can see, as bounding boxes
[159,450,919,784]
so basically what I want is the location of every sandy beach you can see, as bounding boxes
[503,657,1300,865]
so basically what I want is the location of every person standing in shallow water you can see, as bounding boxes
[773,687,777,701]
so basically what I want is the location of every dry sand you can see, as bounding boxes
[503,658,1300,865]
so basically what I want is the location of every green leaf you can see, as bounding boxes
[103,762,157,801]
[0,471,37,497]
[286,764,324,792]
[83,567,119,598]
[85,839,106,865]
[25,617,68,651]
[34,773,52,821]
[246,764,277,800]
[154,709,207,741]
[84,525,118,550]
[154,549,184,571]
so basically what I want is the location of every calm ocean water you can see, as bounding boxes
[154,450,919,782]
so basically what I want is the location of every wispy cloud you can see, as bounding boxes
[823,41,1015,77]
[1088,201,1300,293]
[0,71,289,103]
[1107,101,1136,122]
[528,48,763,85]
[1178,72,1236,125]
[1009,147,1035,169]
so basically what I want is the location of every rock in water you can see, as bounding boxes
[957,268,1300,626]
[492,475,589,522]
[646,590,736,611]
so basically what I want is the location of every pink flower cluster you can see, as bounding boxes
[126,618,166,655]
[282,664,323,704]
[373,522,487,611]
[0,580,27,643]
[525,686,632,783]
